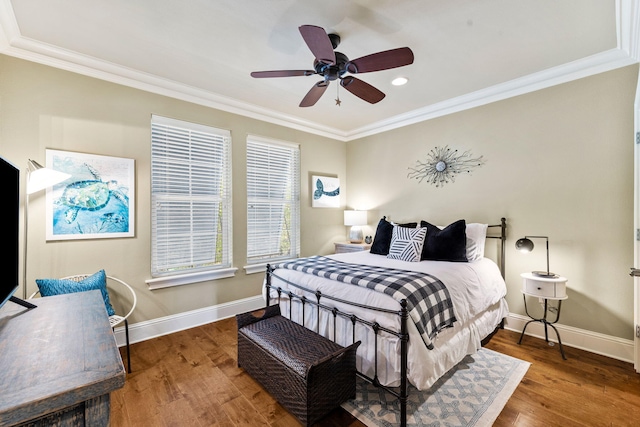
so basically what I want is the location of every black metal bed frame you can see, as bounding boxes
[264,217,506,427]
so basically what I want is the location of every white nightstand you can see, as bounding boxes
[334,242,372,254]
[518,272,568,359]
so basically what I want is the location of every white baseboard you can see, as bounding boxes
[113,295,265,347]
[504,314,634,363]
[113,297,635,365]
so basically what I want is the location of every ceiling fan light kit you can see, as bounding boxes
[251,25,414,107]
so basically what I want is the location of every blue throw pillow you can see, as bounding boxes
[36,270,115,316]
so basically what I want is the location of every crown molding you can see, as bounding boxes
[618,0,640,61]
[0,29,349,142]
[345,48,637,140]
[0,0,638,142]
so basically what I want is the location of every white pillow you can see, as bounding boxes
[434,222,488,261]
[387,226,427,262]
[465,223,488,261]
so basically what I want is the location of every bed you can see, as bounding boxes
[263,217,507,426]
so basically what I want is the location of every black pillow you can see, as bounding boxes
[420,219,468,262]
[370,217,417,255]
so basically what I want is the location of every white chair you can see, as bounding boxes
[30,274,137,373]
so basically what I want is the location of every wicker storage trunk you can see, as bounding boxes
[237,305,360,426]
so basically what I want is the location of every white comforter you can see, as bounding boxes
[265,251,508,390]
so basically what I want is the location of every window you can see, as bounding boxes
[149,115,233,284]
[246,136,300,268]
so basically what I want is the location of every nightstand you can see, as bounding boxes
[518,272,568,359]
[334,241,372,254]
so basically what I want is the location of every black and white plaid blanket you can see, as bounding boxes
[275,256,457,350]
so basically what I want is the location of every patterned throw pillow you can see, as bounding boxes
[387,226,427,262]
[370,217,418,255]
[36,270,115,316]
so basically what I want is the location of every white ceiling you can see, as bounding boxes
[0,0,638,141]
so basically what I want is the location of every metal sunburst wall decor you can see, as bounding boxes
[407,145,485,187]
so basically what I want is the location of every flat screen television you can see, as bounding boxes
[0,156,35,311]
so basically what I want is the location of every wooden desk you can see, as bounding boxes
[0,291,126,426]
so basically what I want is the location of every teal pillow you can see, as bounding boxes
[36,270,115,316]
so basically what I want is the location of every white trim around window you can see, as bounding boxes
[150,115,234,286]
[246,135,300,266]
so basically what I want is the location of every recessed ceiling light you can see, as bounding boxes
[392,77,408,86]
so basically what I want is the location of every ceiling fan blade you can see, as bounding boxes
[345,47,414,74]
[299,25,336,65]
[251,70,315,78]
[340,76,385,104]
[300,81,329,107]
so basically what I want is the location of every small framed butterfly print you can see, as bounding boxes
[311,175,340,208]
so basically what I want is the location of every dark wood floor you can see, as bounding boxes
[111,318,640,426]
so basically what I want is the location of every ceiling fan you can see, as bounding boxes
[250,25,414,107]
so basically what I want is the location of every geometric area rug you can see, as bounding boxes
[341,348,530,427]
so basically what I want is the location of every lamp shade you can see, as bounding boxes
[22,159,71,299]
[515,237,534,252]
[344,210,367,226]
[26,159,71,194]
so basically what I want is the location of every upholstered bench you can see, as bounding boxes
[236,305,360,426]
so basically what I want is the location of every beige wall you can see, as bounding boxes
[347,64,639,340]
[2,53,638,341]
[0,54,346,323]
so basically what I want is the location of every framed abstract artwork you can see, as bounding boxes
[311,175,340,208]
[45,149,135,240]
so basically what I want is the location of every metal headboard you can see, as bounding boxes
[486,217,507,278]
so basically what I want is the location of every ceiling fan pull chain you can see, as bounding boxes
[335,83,341,106]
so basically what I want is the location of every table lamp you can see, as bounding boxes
[515,235,558,278]
[344,210,367,243]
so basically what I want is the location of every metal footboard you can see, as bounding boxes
[266,266,411,427]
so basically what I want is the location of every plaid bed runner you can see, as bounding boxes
[275,256,457,350]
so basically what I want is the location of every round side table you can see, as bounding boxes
[518,272,568,360]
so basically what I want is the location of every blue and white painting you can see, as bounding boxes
[46,149,135,240]
[311,175,340,208]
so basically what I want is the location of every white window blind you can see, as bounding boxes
[246,136,300,264]
[151,115,232,277]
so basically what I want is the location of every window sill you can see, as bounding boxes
[244,258,296,275]
[244,263,268,275]
[146,267,238,290]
